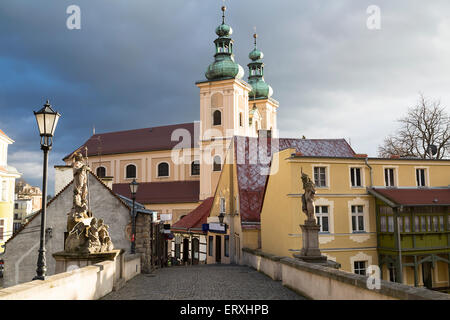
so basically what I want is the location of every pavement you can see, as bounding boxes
[102,264,305,300]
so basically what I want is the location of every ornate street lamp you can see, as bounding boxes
[218,212,224,225]
[33,100,60,280]
[129,179,139,254]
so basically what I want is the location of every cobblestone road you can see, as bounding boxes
[102,264,305,300]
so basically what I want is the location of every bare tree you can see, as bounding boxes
[378,95,450,159]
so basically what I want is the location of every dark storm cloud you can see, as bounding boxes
[1,0,450,192]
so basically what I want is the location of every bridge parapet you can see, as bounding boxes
[242,248,450,300]
[0,252,141,300]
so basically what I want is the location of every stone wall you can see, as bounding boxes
[135,213,152,273]
[0,251,140,300]
[2,175,133,287]
[242,248,450,300]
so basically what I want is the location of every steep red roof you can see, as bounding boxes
[64,122,199,160]
[234,136,356,223]
[370,188,450,206]
[113,180,199,204]
[171,197,214,232]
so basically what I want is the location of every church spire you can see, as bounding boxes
[248,33,273,100]
[205,6,244,81]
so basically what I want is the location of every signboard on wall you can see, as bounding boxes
[208,223,227,233]
[160,213,172,221]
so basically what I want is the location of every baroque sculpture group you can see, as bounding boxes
[65,152,114,253]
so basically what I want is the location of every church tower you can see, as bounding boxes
[196,6,252,200]
[247,34,278,137]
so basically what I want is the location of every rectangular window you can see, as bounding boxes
[354,261,367,276]
[224,235,229,257]
[384,168,395,187]
[421,216,426,232]
[439,216,444,231]
[404,216,411,232]
[350,168,362,187]
[414,216,419,232]
[433,216,438,232]
[416,169,426,187]
[426,216,431,232]
[380,216,387,232]
[220,197,226,214]
[398,216,403,232]
[315,206,329,233]
[14,203,18,209]
[208,236,213,256]
[388,216,394,232]
[314,167,327,187]
[351,205,365,232]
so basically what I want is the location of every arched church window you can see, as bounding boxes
[213,155,222,172]
[126,164,136,179]
[213,110,222,126]
[191,161,200,176]
[158,162,169,177]
[96,166,106,178]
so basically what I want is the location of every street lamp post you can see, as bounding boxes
[129,179,139,254]
[33,100,60,280]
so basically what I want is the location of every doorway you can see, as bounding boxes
[422,262,433,289]
[192,238,199,265]
[215,235,222,263]
[183,238,189,263]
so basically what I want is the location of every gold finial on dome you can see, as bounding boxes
[221,5,226,23]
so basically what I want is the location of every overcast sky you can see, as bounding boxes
[1,0,449,194]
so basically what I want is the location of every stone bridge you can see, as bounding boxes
[0,248,449,300]
[102,264,304,300]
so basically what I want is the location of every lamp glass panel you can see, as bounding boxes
[35,112,46,135]
[50,113,60,136]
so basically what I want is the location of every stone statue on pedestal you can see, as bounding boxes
[64,152,114,254]
[294,169,328,264]
[301,170,316,223]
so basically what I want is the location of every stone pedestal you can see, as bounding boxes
[293,221,327,263]
[53,249,122,274]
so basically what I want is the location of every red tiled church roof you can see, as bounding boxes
[234,136,356,223]
[370,188,450,206]
[113,180,199,204]
[171,197,214,232]
[64,122,199,160]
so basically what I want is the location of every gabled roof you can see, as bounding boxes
[368,187,450,207]
[112,180,200,205]
[171,197,214,233]
[234,136,356,223]
[63,122,199,160]
[5,171,142,244]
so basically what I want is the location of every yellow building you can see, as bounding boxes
[0,129,21,253]
[260,148,450,290]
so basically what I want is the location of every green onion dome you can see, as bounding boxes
[216,23,232,37]
[249,79,273,99]
[249,48,263,61]
[206,58,244,80]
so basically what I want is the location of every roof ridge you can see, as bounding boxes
[89,122,195,136]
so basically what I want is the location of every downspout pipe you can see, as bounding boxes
[364,157,373,188]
